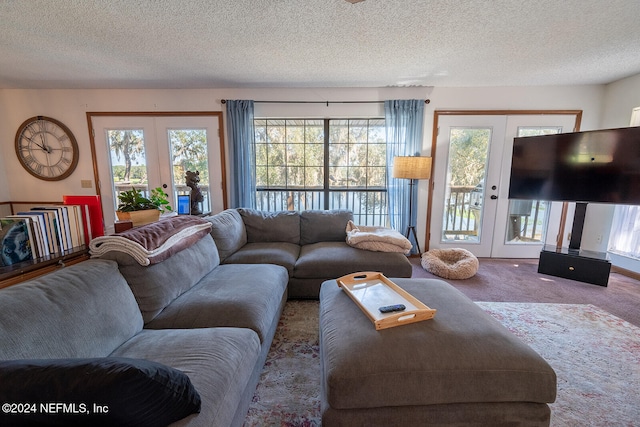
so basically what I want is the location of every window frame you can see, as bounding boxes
[253,117,389,225]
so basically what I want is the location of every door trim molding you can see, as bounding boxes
[426,109,583,252]
[86,111,227,213]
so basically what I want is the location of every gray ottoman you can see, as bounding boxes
[319,278,556,427]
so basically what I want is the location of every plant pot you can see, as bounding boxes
[116,209,161,227]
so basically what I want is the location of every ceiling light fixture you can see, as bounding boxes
[345,0,366,3]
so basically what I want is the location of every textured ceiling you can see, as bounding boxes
[1,0,640,89]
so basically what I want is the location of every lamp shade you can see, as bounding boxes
[392,156,432,180]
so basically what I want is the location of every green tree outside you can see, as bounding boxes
[109,130,146,183]
[447,128,490,187]
[169,129,208,186]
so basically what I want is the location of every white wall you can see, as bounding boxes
[0,89,11,203]
[0,84,604,252]
[0,143,9,203]
[601,73,640,128]
[0,88,226,201]
[595,73,640,272]
[0,87,429,202]
[580,73,640,256]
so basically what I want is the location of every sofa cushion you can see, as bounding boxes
[295,241,413,279]
[0,357,201,427]
[145,263,289,344]
[112,328,261,427]
[99,235,220,324]
[0,259,143,360]
[204,209,247,262]
[223,242,300,276]
[300,210,353,245]
[239,208,300,244]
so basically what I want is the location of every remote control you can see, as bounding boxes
[378,304,406,313]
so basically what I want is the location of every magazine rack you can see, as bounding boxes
[336,272,436,330]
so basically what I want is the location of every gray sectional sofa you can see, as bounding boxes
[205,208,413,298]
[0,209,412,426]
[0,231,288,427]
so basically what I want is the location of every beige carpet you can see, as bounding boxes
[410,257,640,327]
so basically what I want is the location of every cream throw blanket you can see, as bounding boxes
[345,220,412,254]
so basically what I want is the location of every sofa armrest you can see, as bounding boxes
[204,209,247,262]
[100,235,220,324]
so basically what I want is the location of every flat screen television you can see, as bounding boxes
[508,126,640,205]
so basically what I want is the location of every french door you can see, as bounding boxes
[429,113,579,258]
[90,113,226,234]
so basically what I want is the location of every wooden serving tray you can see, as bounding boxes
[336,272,437,330]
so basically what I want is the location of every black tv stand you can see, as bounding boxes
[538,245,611,286]
[537,202,611,286]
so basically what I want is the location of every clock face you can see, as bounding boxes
[15,116,79,181]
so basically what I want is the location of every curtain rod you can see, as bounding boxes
[220,99,430,105]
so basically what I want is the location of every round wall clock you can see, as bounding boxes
[15,115,79,181]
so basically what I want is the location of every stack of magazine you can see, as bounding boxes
[0,203,94,268]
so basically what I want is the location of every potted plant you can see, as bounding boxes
[116,187,173,226]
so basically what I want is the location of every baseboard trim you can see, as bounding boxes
[612,266,640,281]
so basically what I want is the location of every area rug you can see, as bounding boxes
[476,302,640,426]
[244,301,640,427]
[245,300,321,427]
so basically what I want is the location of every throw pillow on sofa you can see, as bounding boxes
[0,357,201,427]
[300,209,353,245]
[239,208,300,244]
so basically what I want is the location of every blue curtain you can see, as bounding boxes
[385,99,425,252]
[226,100,256,208]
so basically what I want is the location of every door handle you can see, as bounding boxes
[490,195,498,200]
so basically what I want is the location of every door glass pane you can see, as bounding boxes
[442,128,491,243]
[504,127,562,244]
[168,129,210,214]
[107,129,147,210]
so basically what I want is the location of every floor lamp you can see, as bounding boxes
[393,156,432,254]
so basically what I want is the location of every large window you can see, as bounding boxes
[609,206,640,260]
[254,118,388,225]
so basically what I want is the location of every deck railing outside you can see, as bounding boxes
[256,188,388,227]
[444,185,544,242]
[114,184,542,242]
[444,185,482,239]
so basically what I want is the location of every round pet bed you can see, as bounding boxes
[421,248,479,280]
